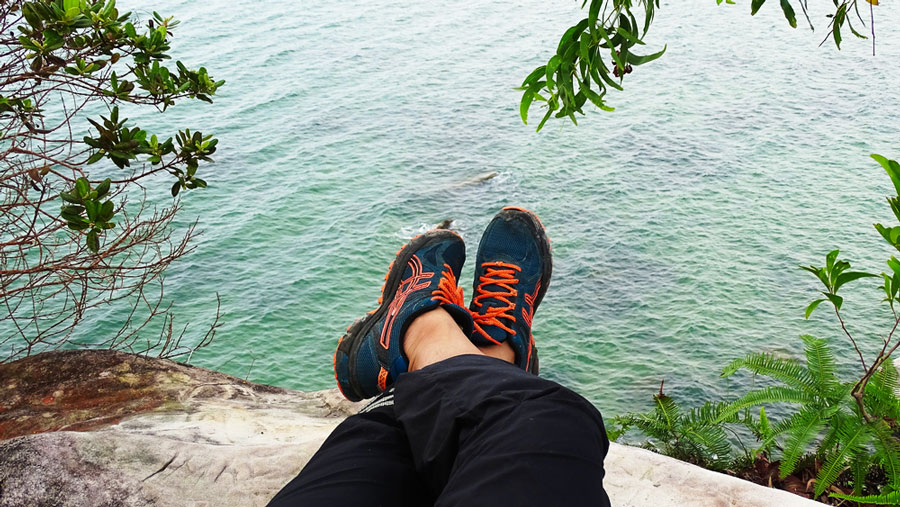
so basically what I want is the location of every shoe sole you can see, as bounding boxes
[334,229,461,401]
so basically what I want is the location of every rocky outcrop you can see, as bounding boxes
[0,351,819,506]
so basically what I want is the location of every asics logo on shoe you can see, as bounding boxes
[522,279,540,328]
[379,255,433,349]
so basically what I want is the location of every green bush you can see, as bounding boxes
[614,154,900,504]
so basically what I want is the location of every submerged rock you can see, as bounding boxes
[0,350,819,506]
[435,218,454,229]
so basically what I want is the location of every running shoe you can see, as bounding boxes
[469,207,552,374]
[334,230,474,401]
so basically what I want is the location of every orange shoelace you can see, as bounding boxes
[431,263,466,308]
[471,261,521,343]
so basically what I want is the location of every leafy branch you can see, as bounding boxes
[523,0,881,130]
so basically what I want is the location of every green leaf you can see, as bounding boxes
[588,0,601,39]
[535,107,554,133]
[557,19,589,55]
[833,4,845,50]
[822,292,843,311]
[826,249,839,271]
[579,32,591,63]
[800,264,829,287]
[520,65,546,87]
[75,177,89,197]
[61,205,84,216]
[889,256,900,275]
[84,200,98,222]
[779,0,797,28]
[60,192,81,204]
[86,230,99,253]
[615,26,645,46]
[804,299,825,319]
[873,154,900,197]
[99,201,114,221]
[520,89,534,124]
[545,55,561,84]
[625,45,667,66]
[751,0,766,15]
[595,24,623,72]
[67,220,90,231]
[86,151,104,164]
[171,181,181,197]
[833,271,877,292]
[94,179,111,198]
[579,82,606,109]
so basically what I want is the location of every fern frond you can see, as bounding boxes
[814,416,871,497]
[874,357,899,393]
[653,394,680,432]
[721,352,816,392]
[717,386,817,422]
[631,413,672,442]
[759,406,773,440]
[817,419,843,458]
[868,359,900,420]
[606,417,629,442]
[850,451,871,496]
[685,401,732,426]
[871,420,900,489]
[831,490,900,504]
[779,408,825,478]
[825,383,853,409]
[801,334,839,392]
[866,382,900,421]
[682,424,731,467]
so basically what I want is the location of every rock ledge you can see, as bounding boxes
[0,351,817,506]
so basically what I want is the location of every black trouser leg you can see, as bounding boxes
[393,355,611,507]
[270,354,610,507]
[268,393,431,507]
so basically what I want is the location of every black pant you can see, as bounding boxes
[269,355,611,507]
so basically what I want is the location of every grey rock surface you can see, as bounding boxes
[1,388,361,507]
[1,388,822,506]
[0,351,821,506]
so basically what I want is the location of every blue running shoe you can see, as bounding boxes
[334,230,474,401]
[469,207,552,374]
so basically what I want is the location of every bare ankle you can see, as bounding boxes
[477,341,516,364]
[403,307,483,372]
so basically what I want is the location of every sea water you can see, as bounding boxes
[45,0,900,417]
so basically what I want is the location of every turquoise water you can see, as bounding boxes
[54,0,900,416]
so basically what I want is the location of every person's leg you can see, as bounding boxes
[395,308,611,507]
[271,305,608,506]
[267,398,431,507]
[273,210,608,505]
[271,230,478,507]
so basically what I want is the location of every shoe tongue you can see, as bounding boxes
[482,318,511,343]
